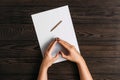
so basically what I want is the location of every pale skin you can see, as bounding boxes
[37,38,93,80]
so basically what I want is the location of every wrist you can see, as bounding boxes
[40,64,49,71]
[40,63,49,70]
[75,55,85,65]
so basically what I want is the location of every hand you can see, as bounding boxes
[57,38,82,64]
[57,38,93,80]
[41,39,60,69]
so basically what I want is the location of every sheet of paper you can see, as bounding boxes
[31,5,80,63]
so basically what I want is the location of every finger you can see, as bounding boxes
[47,39,57,53]
[53,53,60,61]
[47,39,56,50]
[59,51,67,59]
[57,38,72,46]
[57,38,72,50]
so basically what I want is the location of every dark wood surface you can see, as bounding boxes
[0,0,120,80]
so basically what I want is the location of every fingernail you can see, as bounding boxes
[56,37,60,41]
[59,51,61,54]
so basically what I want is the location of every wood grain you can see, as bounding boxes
[0,6,120,24]
[0,0,120,80]
[0,24,120,41]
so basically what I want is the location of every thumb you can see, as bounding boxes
[59,51,67,58]
[53,53,60,61]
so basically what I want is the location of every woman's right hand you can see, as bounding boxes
[57,38,93,80]
[57,38,82,64]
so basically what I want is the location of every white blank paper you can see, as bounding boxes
[31,5,80,63]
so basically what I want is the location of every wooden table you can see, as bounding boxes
[0,0,120,80]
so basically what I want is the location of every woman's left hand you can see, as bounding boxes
[40,39,60,69]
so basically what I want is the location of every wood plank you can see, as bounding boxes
[92,74,120,80]
[81,51,120,58]
[0,24,120,41]
[75,24,120,41]
[0,0,120,7]
[0,49,120,58]
[0,74,36,80]
[0,41,120,58]
[0,58,120,74]
[0,24,37,40]
[0,74,120,80]
[0,6,120,24]
[1,6,120,16]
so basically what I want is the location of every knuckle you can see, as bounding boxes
[70,45,75,49]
